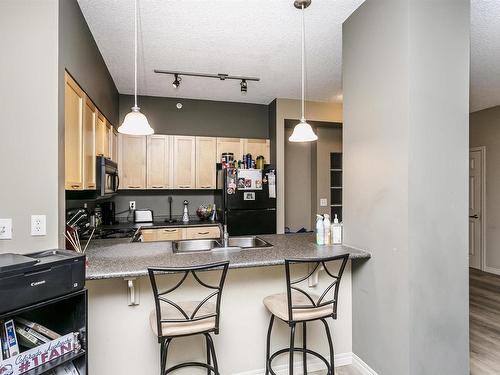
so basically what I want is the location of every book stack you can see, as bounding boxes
[0,317,80,374]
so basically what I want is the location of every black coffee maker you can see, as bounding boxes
[101,201,117,225]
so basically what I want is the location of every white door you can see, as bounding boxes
[469,149,484,270]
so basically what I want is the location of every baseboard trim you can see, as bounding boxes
[484,266,500,276]
[232,351,352,375]
[352,353,379,375]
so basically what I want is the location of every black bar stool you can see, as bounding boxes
[263,254,349,375]
[148,261,229,375]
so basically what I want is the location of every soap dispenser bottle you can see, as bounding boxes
[323,214,331,245]
[332,214,343,244]
[316,214,325,245]
[182,200,190,223]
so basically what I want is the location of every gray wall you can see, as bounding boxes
[0,0,59,253]
[343,0,469,374]
[268,99,277,164]
[59,0,119,125]
[470,105,500,270]
[120,95,269,138]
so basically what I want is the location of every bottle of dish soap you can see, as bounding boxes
[323,214,331,245]
[332,214,342,244]
[316,214,325,245]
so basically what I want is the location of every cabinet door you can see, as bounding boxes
[173,136,196,189]
[64,73,84,190]
[216,137,243,162]
[196,137,217,189]
[118,134,147,189]
[83,97,96,189]
[111,128,118,162]
[147,135,172,189]
[95,112,106,157]
[104,123,112,158]
[242,138,270,163]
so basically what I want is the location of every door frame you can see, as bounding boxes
[470,146,486,271]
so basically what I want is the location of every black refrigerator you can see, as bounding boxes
[214,165,277,236]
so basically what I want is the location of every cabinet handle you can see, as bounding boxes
[128,185,141,189]
[71,184,80,189]
[197,231,210,235]
[151,186,164,189]
[200,186,212,189]
[178,185,191,188]
[163,229,177,232]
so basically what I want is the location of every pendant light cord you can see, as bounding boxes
[134,0,138,108]
[301,3,305,121]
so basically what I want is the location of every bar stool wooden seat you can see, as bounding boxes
[263,254,349,375]
[148,261,229,375]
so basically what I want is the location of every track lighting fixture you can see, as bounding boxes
[172,74,181,88]
[154,69,259,94]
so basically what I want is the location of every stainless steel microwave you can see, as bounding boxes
[96,156,119,197]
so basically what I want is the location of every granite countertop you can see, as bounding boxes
[85,233,371,280]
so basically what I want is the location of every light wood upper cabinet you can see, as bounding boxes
[119,134,147,189]
[111,128,118,162]
[216,137,243,162]
[173,136,196,189]
[104,123,112,158]
[196,137,217,189]
[82,97,96,189]
[242,138,270,163]
[95,112,106,157]
[64,73,84,190]
[147,135,173,189]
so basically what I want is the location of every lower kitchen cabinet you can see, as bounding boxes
[119,134,147,189]
[141,225,221,242]
[173,136,196,189]
[196,136,217,189]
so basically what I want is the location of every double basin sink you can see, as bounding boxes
[172,236,272,254]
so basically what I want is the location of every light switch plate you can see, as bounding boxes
[31,215,47,236]
[0,219,12,240]
[320,198,328,207]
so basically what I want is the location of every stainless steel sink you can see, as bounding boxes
[172,236,272,254]
[227,236,272,249]
[172,239,220,253]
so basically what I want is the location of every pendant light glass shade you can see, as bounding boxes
[289,1,317,143]
[119,106,154,135]
[289,118,318,142]
[118,0,153,136]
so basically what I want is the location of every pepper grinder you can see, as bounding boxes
[182,200,190,223]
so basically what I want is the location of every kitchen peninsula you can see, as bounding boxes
[84,233,369,374]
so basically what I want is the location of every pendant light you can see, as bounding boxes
[118,0,154,136]
[289,0,317,143]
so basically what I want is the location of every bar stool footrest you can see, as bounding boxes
[165,361,218,374]
[267,347,332,375]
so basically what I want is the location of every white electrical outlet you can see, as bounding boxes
[0,218,13,240]
[320,198,328,207]
[129,201,136,210]
[31,215,47,236]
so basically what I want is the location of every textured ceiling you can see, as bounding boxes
[79,0,500,111]
[77,0,364,105]
[471,0,500,112]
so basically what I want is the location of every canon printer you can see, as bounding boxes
[0,250,85,314]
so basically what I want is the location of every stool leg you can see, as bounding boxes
[321,319,334,375]
[205,334,211,375]
[265,315,275,375]
[161,338,172,375]
[302,322,307,375]
[206,333,220,375]
[289,323,296,375]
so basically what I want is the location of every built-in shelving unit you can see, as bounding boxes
[330,152,342,221]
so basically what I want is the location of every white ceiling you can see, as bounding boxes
[79,0,500,111]
[77,0,363,105]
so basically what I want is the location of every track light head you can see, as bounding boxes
[240,79,247,94]
[172,74,181,88]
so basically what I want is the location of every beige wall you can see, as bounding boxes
[86,265,353,374]
[0,0,59,253]
[470,105,500,271]
[276,99,343,233]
